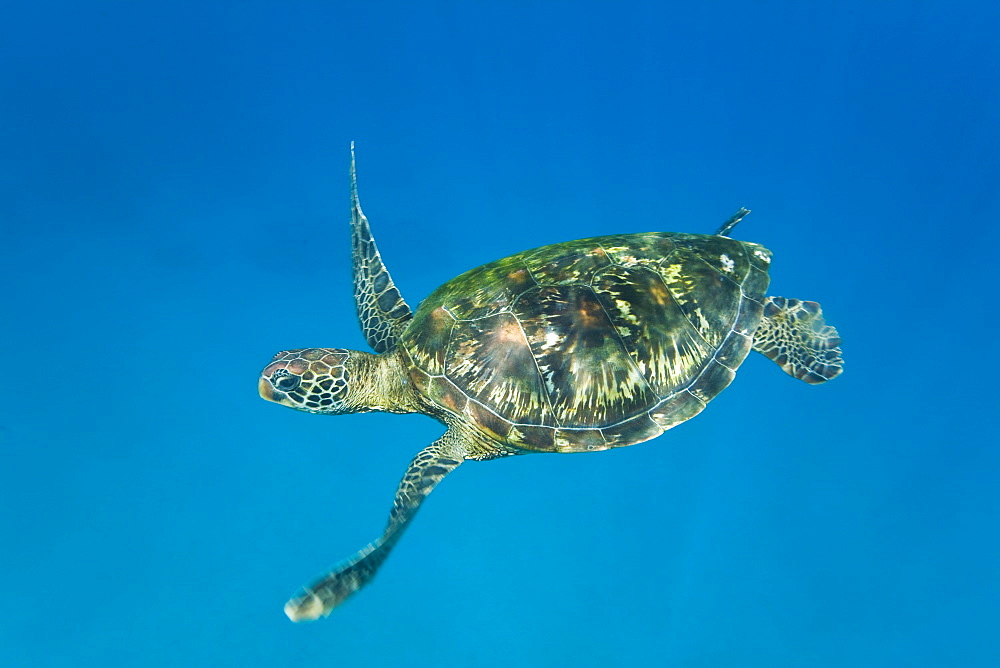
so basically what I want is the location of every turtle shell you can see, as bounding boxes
[398,232,771,453]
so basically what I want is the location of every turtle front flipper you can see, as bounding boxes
[350,142,413,353]
[752,296,844,384]
[283,431,466,621]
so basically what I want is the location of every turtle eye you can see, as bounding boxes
[272,371,301,392]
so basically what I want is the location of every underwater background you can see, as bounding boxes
[2,2,998,666]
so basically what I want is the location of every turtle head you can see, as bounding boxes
[259,348,368,415]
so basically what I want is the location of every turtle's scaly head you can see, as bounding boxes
[259,348,360,415]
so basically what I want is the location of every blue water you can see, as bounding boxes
[3,2,998,665]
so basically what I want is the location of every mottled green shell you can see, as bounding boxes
[399,232,772,453]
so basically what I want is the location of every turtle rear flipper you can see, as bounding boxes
[752,296,843,384]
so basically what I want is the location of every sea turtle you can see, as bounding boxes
[258,145,844,622]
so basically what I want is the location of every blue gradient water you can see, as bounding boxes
[2,2,998,665]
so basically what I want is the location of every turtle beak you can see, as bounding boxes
[259,376,278,402]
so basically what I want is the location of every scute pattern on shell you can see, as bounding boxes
[400,232,771,453]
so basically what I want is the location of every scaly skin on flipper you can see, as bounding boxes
[351,142,412,353]
[752,296,844,384]
[283,430,468,621]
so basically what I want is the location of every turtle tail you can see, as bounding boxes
[751,297,843,384]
